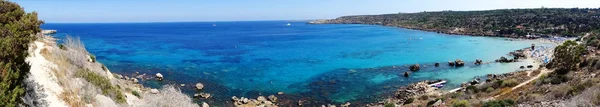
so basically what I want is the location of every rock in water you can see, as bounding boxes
[409,64,420,71]
[277,92,284,95]
[448,61,455,66]
[180,84,185,87]
[475,59,483,65]
[404,72,410,77]
[520,66,525,69]
[150,89,159,94]
[268,95,277,102]
[434,62,440,67]
[455,59,465,66]
[196,83,204,90]
[156,73,163,81]
[527,65,534,68]
[257,96,267,102]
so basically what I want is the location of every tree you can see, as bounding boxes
[0,1,43,106]
[551,40,585,74]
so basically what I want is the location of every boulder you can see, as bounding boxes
[202,102,209,107]
[257,96,267,102]
[455,59,465,66]
[409,64,420,71]
[341,102,351,107]
[475,59,483,65]
[448,61,455,66]
[404,72,410,77]
[150,89,159,94]
[196,83,204,90]
[496,56,510,63]
[199,93,211,99]
[434,62,440,67]
[268,95,277,102]
[132,78,139,83]
[156,73,163,81]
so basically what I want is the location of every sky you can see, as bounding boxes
[12,0,600,23]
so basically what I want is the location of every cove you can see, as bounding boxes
[42,21,553,105]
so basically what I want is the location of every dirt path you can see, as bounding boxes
[491,69,551,99]
[25,39,68,107]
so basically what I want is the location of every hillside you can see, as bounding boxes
[311,8,600,37]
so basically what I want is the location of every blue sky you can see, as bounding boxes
[12,0,600,23]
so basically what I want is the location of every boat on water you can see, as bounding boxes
[286,23,291,26]
[212,24,217,26]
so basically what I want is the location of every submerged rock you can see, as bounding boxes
[196,83,204,90]
[409,64,420,71]
[404,72,410,77]
[277,92,284,95]
[434,62,440,67]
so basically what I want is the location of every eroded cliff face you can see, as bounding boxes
[24,35,199,107]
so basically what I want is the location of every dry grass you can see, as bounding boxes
[141,85,199,107]
[59,90,86,107]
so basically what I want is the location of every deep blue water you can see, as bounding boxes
[43,21,552,105]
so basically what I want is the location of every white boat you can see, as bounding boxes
[213,24,216,26]
[286,23,291,26]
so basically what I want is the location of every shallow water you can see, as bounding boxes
[43,21,553,105]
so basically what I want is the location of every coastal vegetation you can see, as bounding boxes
[311,8,600,37]
[0,0,43,106]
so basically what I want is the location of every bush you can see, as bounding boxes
[551,40,585,73]
[452,100,470,107]
[486,87,495,92]
[501,79,519,88]
[405,98,414,104]
[466,85,479,93]
[568,80,594,96]
[482,99,515,107]
[384,103,395,107]
[59,44,66,50]
[0,1,43,106]
[141,85,198,107]
[132,90,141,98]
[75,69,125,103]
[89,54,96,62]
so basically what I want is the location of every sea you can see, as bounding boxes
[42,21,554,105]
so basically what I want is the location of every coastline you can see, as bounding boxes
[37,25,561,106]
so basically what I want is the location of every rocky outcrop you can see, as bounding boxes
[475,59,483,65]
[196,83,204,90]
[409,64,420,71]
[156,73,163,81]
[496,56,514,63]
[455,59,465,67]
[448,61,455,66]
[231,95,278,107]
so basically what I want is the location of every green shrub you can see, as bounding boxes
[89,54,96,62]
[132,90,141,98]
[486,87,495,92]
[452,100,470,107]
[384,103,395,107]
[466,85,479,93]
[0,1,43,106]
[76,69,125,103]
[59,44,66,50]
[501,79,519,88]
[482,99,515,107]
[403,98,414,104]
[568,80,593,96]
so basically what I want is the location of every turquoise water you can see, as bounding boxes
[42,21,552,105]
